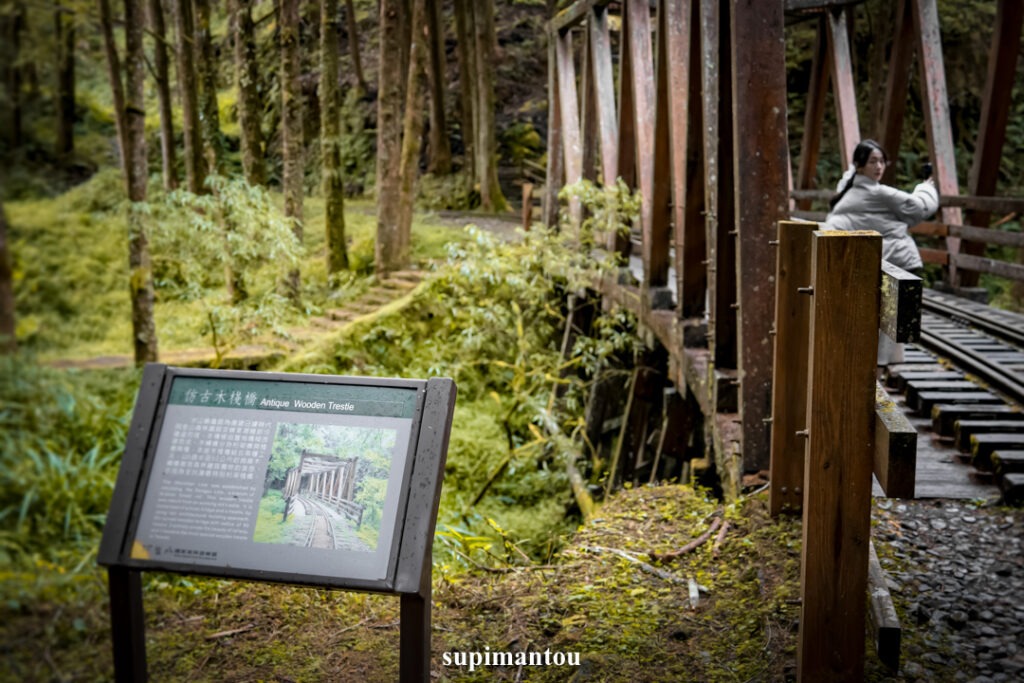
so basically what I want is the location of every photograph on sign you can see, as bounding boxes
[253,423,397,552]
[129,375,418,582]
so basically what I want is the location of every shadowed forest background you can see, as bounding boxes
[0,0,1022,680]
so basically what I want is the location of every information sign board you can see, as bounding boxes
[100,365,454,592]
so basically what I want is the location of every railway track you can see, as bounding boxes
[887,290,1024,503]
[299,496,338,550]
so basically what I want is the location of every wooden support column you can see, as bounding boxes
[796,16,829,210]
[798,230,881,683]
[652,0,676,306]
[962,0,1023,286]
[768,221,815,516]
[826,7,861,167]
[660,0,706,317]
[880,0,914,185]
[590,7,618,189]
[731,0,789,472]
[625,0,662,291]
[543,26,564,228]
[611,3,637,257]
[556,29,584,232]
[912,0,963,281]
[702,0,737,370]
[580,24,599,183]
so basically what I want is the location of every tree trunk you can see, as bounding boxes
[172,0,205,192]
[396,0,412,104]
[124,0,159,364]
[473,0,507,212]
[425,0,451,174]
[55,4,75,165]
[452,0,476,178]
[194,0,223,176]
[376,0,405,275]
[281,0,303,295]
[148,0,178,190]
[0,203,15,353]
[98,0,127,169]
[398,0,429,260]
[322,0,348,273]
[0,8,22,152]
[343,0,368,92]
[231,0,266,185]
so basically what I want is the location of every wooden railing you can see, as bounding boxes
[769,222,922,678]
[789,192,1024,283]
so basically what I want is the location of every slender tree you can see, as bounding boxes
[452,0,476,179]
[0,203,15,353]
[194,0,223,173]
[101,0,159,363]
[55,3,75,165]
[171,0,205,192]
[231,0,266,185]
[376,0,405,274]
[425,0,451,174]
[281,0,303,295]
[98,0,127,168]
[343,0,367,92]
[397,0,429,261]
[473,0,507,211]
[322,0,348,272]
[148,0,178,189]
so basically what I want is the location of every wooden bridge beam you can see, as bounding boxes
[912,0,963,281]
[796,16,829,208]
[962,0,1023,285]
[702,0,738,371]
[880,0,914,184]
[826,7,860,166]
[555,29,584,231]
[731,0,790,473]
[589,7,619,188]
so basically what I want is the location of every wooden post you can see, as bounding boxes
[798,230,881,682]
[522,183,534,232]
[768,221,815,516]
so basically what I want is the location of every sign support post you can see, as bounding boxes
[108,567,147,682]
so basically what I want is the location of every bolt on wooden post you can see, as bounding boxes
[798,230,881,683]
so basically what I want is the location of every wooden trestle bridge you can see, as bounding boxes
[282,450,364,530]
[543,0,1023,679]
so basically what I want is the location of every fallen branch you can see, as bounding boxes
[582,545,688,586]
[649,516,723,563]
[712,520,730,558]
[206,623,255,640]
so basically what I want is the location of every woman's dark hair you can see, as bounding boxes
[829,139,888,210]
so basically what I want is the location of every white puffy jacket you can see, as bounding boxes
[823,172,939,271]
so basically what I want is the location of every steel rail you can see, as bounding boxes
[918,327,1024,406]
[922,290,1024,348]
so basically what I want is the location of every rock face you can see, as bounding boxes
[872,499,1024,681]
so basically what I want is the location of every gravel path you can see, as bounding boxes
[872,499,1024,681]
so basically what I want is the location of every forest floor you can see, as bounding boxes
[4,482,1019,682]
